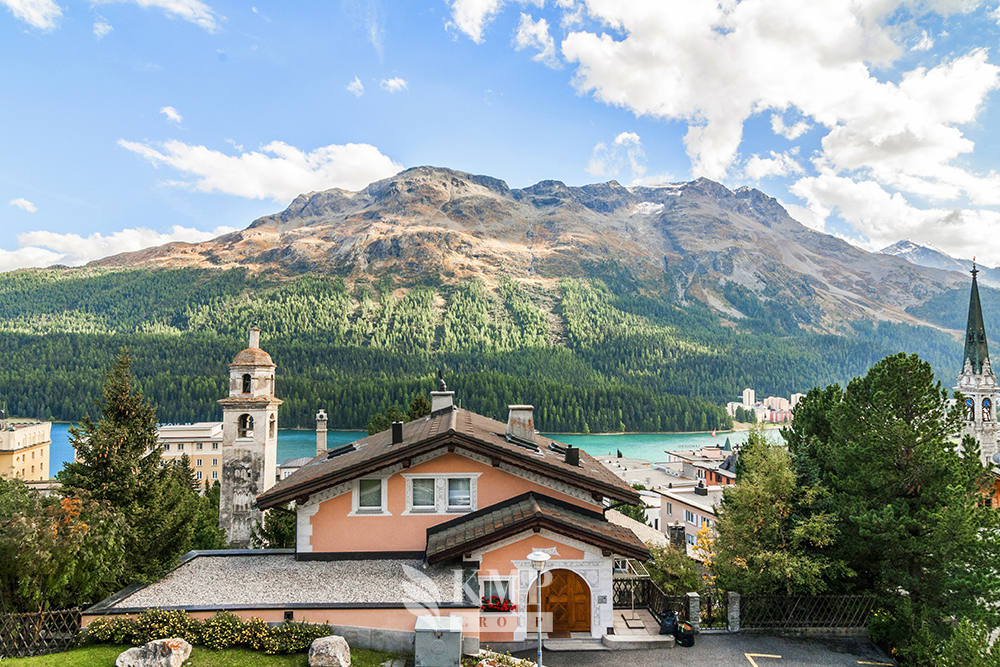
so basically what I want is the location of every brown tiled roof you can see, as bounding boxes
[258,406,640,509]
[425,492,649,563]
[231,348,275,366]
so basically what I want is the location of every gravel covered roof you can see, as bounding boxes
[105,554,468,610]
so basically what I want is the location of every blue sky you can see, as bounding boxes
[2,0,1000,270]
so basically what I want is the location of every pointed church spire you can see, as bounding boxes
[964,260,990,374]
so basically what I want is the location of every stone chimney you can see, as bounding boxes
[431,370,454,414]
[249,326,261,349]
[315,409,328,456]
[506,405,535,445]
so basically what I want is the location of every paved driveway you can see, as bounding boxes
[512,634,896,667]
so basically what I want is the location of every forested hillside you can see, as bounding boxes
[0,267,972,431]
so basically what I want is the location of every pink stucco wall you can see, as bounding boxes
[308,452,599,553]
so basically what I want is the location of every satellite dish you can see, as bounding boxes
[993,452,1000,465]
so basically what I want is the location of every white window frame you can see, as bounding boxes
[480,576,515,608]
[195,471,202,480]
[196,459,202,467]
[666,502,672,516]
[685,532,696,546]
[402,473,481,515]
[684,509,697,525]
[211,471,218,480]
[349,477,391,516]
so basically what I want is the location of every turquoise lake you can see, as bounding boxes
[48,424,758,476]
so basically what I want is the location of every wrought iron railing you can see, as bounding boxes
[0,608,81,658]
[740,594,874,630]
[612,578,686,618]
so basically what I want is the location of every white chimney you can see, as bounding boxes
[506,405,535,444]
[249,327,261,349]
[316,409,328,456]
[430,391,454,413]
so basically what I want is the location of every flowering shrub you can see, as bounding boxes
[81,610,333,655]
[480,595,516,612]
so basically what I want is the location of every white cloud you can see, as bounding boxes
[745,149,804,180]
[587,131,647,181]
[770,114,811,140]
[347,76,365,97]
[911,29,934,51]
[93,0,222,33]
[9,198,37,213]
[160,106,183,124]
[1,225,238,271]
[513,13,560,68]
[790,173,1000,264]
[446,0,504,44]
[118,138,403,200]
[380,77,408,92]
[93,17,113,38]
[1,0,61,30]
[343,0,385,58]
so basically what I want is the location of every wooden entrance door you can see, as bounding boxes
[543,569,591,633]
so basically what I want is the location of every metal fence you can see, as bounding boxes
[740,594,874,630]
[698,586,729,629]
[0,608,81,658]
[612,578,686,618]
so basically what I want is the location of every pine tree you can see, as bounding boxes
[59,348,200,582]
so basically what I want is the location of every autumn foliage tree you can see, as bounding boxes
[0,478,126,613]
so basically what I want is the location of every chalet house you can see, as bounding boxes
[86,387,648,652]
[255,391,648,645]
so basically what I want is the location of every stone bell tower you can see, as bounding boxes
[218,326,282,548]
[955,263,998,466]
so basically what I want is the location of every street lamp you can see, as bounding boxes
[527,551,550,667]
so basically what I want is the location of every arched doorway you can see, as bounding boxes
[527,568,591,634]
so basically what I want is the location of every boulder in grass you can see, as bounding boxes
[116,638,192,667]
[308,635,351,667]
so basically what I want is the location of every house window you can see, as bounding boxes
[212,459,218,466]
[352,478,389,515]
[412,479,435,510]
[211,471,218,480]
[685,510,696,525]
[212,443,218,450]
[238,414,254,438]
[196,443,203,450]
[164,444,170,451]
[654,518,659,530]
[686,533,696,546]
[481,579,512,607]
[702,518,712,529]
[448,478,471,509]
[196,471,202,480]
[666,502,672,516]
[178,444,185,451]
[196,459,202,467]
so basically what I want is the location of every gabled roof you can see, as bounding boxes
[257,406,640,509]
[425,491,649,563]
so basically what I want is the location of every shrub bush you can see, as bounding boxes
[199,610,245,650]
[133,608,201,645]
[82,610,335,655]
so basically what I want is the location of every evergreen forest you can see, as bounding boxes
[0,266,981,432]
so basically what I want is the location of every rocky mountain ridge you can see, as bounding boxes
[94,166,968,334]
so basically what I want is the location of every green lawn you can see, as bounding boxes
[1,645,403,667]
